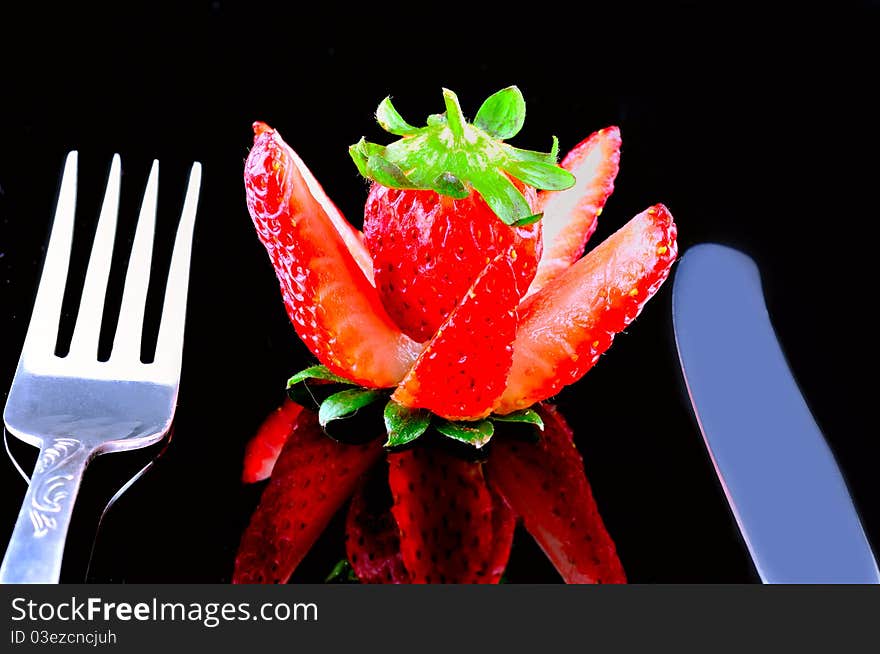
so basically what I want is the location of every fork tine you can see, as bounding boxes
[68,154,121,360]
[153,162,201,377]
[111,160,159,362]
[22,152,78,359]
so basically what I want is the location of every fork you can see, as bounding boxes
[0,152,201,583]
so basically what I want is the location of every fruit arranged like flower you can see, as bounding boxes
[235,87,678,584]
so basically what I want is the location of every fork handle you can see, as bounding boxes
[0,438,93,583]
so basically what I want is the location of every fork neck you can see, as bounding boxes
[0,438,94,583]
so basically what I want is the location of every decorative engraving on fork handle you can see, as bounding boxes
[29,437,84,537]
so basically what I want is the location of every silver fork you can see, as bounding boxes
[0,152,201,583]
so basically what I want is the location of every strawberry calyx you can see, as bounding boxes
[384,400,543,449]
[286,364,544,449]
[350,87,575,226]
[325,559,360,583]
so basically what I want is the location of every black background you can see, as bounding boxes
[0,2,876,583]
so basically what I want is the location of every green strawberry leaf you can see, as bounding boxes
[350,86,575,226]
[491,408,544,430]
[365,154,419,189]
[376,97,422,136]
[510,213,544,228]
[474,86,526,140]
[351,137,385,158]
[325,559,359,583]
[383,401,432,448]
[470,167,536,226]
[287,365,354,388]
[348,138,387,179]
[318,389,385,427]
[433,172,469,199]
[503,160,576,191]
[349,143,370,178]
[435,419,495,448]
[288,381,358,415]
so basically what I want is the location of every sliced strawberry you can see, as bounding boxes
[233,409,382,584]
[486,404,626,584]
[497,204,677,414]
[388,446,510,583]
[245,122,421,387]
[345,465,410,584]
[283,137,375,282]
[391,255,519,420]
[241,398,303,483]
[528,126,621,295]
[364,184,540,342]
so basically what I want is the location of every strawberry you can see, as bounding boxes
[486,404,626,583]
[391,254,518,420]
[345,464,410,584]
[496,204,678,414]
[364,184,540,341]
[352,87,576,342]
[487,490,517,581]
[233,409,382,583]
[236,86,675,585]
[528,126,622,295]
[244,122,421,387]
[387,445,512,583]
[241,397,303,483]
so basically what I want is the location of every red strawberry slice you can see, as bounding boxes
[345,465,410,584]
[388,446,512,584]
[496,204,677,414]
[363,184,540,342]
[528,126,621,295]
[233,409,382,584]
[486,404,626,584]
[391,254,519,420]
[241,398,303,483]
[284,136,375,282]
[245,122,421,388]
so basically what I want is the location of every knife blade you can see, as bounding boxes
[671,242,879,583]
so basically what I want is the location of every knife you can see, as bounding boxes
[671,242,879,583]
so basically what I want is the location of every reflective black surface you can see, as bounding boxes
[1,3,877,583]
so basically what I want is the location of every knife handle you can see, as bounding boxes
[672,243,879,583]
